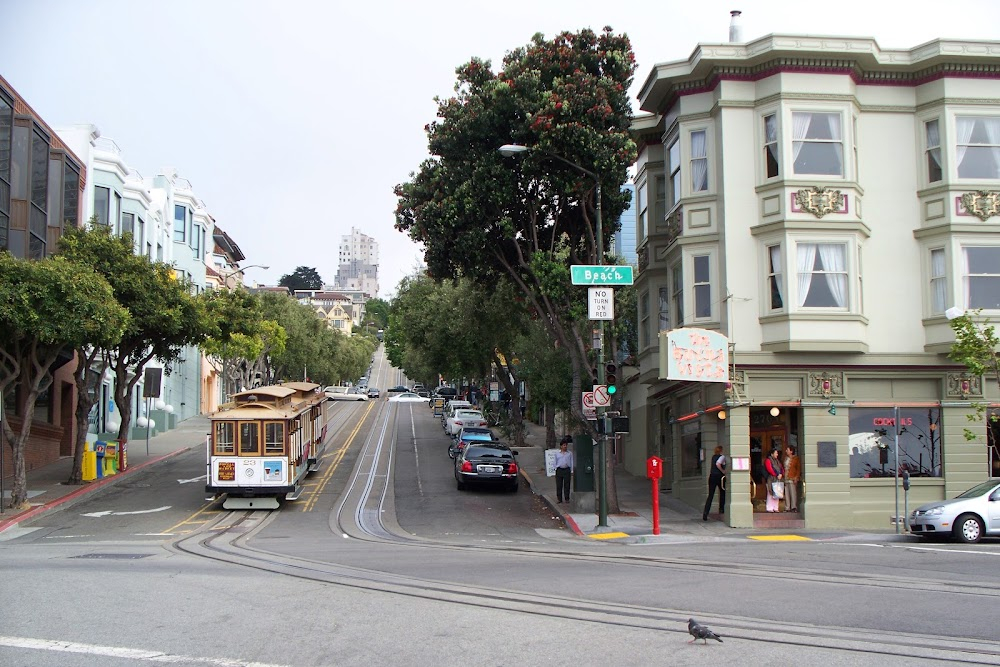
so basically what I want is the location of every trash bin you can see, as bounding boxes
[82,442,97,482]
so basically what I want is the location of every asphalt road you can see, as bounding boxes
[2,350,999,666]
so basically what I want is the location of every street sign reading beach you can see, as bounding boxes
[571,265,634,286]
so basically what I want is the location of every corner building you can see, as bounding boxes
[627,35,1000,530]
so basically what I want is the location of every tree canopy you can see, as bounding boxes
[394,27,637,428]
[279,266,323,291]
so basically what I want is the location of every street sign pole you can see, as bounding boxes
[594,181,608,528]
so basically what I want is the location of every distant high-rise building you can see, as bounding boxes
[335,227,379,297]
[612,183,638,266]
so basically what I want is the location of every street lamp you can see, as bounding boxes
[219,264,269,288]
[498,143,609,528]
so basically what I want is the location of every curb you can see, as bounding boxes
[520,465,585,536]
[0,447,192,534]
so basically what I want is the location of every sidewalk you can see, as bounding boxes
[511,423,914,544]
[0,416,209,533]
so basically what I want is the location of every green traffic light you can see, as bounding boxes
[607,384,617,394]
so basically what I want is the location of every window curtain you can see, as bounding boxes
[691,131,708,191]
[931,249,946,313]
[956,117,976,172]
[791,113,812,163]
[926,120,941,167]
[818,244,847,308]
[765,115,779,165]
[769,245,783,307]
[982,117,1000,176]
[826,114,844,175]
[796,243,816,307]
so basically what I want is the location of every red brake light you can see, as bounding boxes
[455,420,463,426]
[461,461,473,472]
[505,463,518,474]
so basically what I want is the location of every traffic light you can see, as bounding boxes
[605,362,618,395]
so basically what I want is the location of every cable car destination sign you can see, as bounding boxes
[571,265,634,286]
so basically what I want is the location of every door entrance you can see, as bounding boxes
[750,416,787,513]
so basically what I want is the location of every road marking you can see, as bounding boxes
[748,534,813,541]
[177,475,207,484]
[588,532,630,540]
[81,506,171,517]
[0,635,293,667]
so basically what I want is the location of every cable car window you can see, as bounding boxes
[240,422,260,455]
[264,422,285,455]
[214,421,235,455]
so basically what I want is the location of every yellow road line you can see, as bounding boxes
[299,400,376,512]
[747,534,813,541]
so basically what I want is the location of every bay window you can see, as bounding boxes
[94,186,110,226]
[174,204,186,242]
[956,116,1000,179]
[671,263,684,326]
[796,243,848,308]
[767,244,784,310]
[658,286,670,331]
[792,112,843,176]
[668,139,680,207]
[930,248,946,314]
[693,255,711,319]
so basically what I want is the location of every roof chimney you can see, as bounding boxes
[729,10,743,43]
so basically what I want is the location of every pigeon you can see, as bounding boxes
[688,618,723,644]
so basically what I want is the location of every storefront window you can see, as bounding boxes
[849,407,942,478]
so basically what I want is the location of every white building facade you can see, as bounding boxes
[627,35,1000,530]
[335,227,379,297]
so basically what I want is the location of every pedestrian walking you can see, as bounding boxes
[554,436,574,504]
[703,445,726,520]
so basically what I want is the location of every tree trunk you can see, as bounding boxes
[544,407,556,448]
[68,348,107,485]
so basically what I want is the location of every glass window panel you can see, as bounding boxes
[849,407,942,478]
[792,112,843,176]
[174,204,186,242]
[764,113,779,178]
[797,243,848,308]
[11,124,29,199]
[956,116,1000,179]
[214,421,235,454]
[680,421,702,477]
[930,248,946,314]
[925,119,942,182]
[30,129,48,209]
[264,422,285,454]
[239,422,260,455]
[62,163,79,227]
[121,212,134,236]
[668,139,681,206]
[768,244,784,310]
[690,130,708,192]
[658,286,670,331]
[965,246,1000,310]
[94,186,110,226]
[47,157,61,228]
[0,93,12,185]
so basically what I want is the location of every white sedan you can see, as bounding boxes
[389,392,431,403]
[446,409,488,436]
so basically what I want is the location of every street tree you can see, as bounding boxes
[364,297,390,331]
[948,312,1000,442]
[278,266,323,291]
[0,254,128,508]
[395,27,636,502]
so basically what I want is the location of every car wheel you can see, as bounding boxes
[456,479,466,491]
[508,482,519,493]
[953,514,983,543]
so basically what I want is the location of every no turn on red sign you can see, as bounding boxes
[581,392,597,420]
[592,385,611,407]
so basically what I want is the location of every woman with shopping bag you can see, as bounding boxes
[764,448,785,513]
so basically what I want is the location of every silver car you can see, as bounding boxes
[909,479,1000,543]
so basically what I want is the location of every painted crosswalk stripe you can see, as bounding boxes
[0,635,292,667]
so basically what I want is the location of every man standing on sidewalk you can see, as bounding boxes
[554,437,574,504]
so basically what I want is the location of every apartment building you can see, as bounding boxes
[626,33,1000,529]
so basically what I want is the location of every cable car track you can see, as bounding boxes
[170,399,1000,664]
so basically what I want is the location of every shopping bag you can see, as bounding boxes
[771,481,785,499]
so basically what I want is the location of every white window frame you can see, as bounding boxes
[658,286,670,332]
[763,112,780,179]
[787,236,856,312]
[929,247,946,315]
[636,181,647,242]
[689,129,708,193]
[955,114,1000,180]
[961,244,1000,311]
[692,254,712,320]
[790,110,845,177]
[667,138,681,208]
[925,118,942,183]
[653,175,665,227]
[765,243,785,312]
[671,262,684,327]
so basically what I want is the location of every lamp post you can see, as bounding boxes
[499,143,608,527]
[219,263,269,288]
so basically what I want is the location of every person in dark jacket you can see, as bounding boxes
[764,448,785,512]
[703,446,727,521]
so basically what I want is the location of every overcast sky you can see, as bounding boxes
[2,0,996,297]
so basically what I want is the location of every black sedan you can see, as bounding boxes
[448,426,496,459]
[455,442,519,492]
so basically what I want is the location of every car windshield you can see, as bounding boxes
[454,411,482,418]
[956,480,1000,498]
[465,446,512,460]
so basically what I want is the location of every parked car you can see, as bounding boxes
[367,387,381,399]
[441,400,473,428]
[435,386,458,400]
[455,442,519,492]
[449,426,496,459]
[386,385,409,395]
[389,392,431,403]
[446,409,487,436]
[348,386,368,401]
[326,385,365,401]
[910,478,1000,543]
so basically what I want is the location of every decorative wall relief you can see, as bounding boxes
[959,190,1000,221]
[808,371,844,398]
[794,186,846,218]
[946,373,982,399]
[665,209,683,246]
